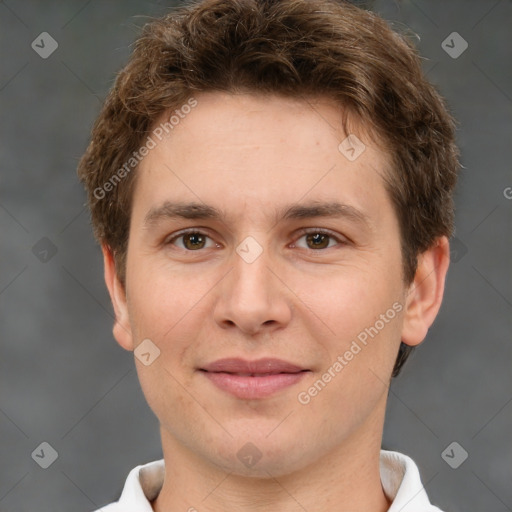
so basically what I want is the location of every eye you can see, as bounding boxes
[166,229,217,251]
[293,229,345,250]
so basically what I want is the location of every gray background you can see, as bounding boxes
[1,1,511,511]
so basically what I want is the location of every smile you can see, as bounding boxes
[199,358,310,399]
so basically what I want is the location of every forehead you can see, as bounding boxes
[150,92,375,154]
[132,92,393,225]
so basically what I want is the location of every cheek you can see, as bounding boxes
[126,262,226,392]
[293,262,404,381]
[295,268,394,335]
[126,259,211,339]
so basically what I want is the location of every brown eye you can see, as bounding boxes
[182,232,207,250]
[305,232,331,249]
[293,229,345,251]
[167,230,216,250]
[306,233,330,249]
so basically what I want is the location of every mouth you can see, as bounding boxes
[199,358,310,399]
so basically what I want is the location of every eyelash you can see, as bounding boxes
[165,227,347,251]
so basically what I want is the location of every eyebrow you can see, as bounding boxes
[144,200,372,229]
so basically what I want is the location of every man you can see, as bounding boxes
[78,0,459,510]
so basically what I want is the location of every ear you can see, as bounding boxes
[401,236,450,347]
[102,244,134,351]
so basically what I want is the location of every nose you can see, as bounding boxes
[213,244,292,336]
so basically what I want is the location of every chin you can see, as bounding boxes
[205,429,320,478]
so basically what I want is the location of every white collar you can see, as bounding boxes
[96,450,442,511]
[380,451,442,511]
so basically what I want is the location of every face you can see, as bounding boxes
[105,92,444,477]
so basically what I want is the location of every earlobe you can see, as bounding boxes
[401,236,450,347]
[102,245,134,351]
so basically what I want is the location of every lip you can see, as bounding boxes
[200,358,310,399]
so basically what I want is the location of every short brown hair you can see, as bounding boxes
[77,0,459,376]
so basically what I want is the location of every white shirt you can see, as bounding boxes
[94,450,444,512]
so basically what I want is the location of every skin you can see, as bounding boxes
[103,92,450,512]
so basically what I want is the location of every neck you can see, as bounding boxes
[153,399,390,512]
